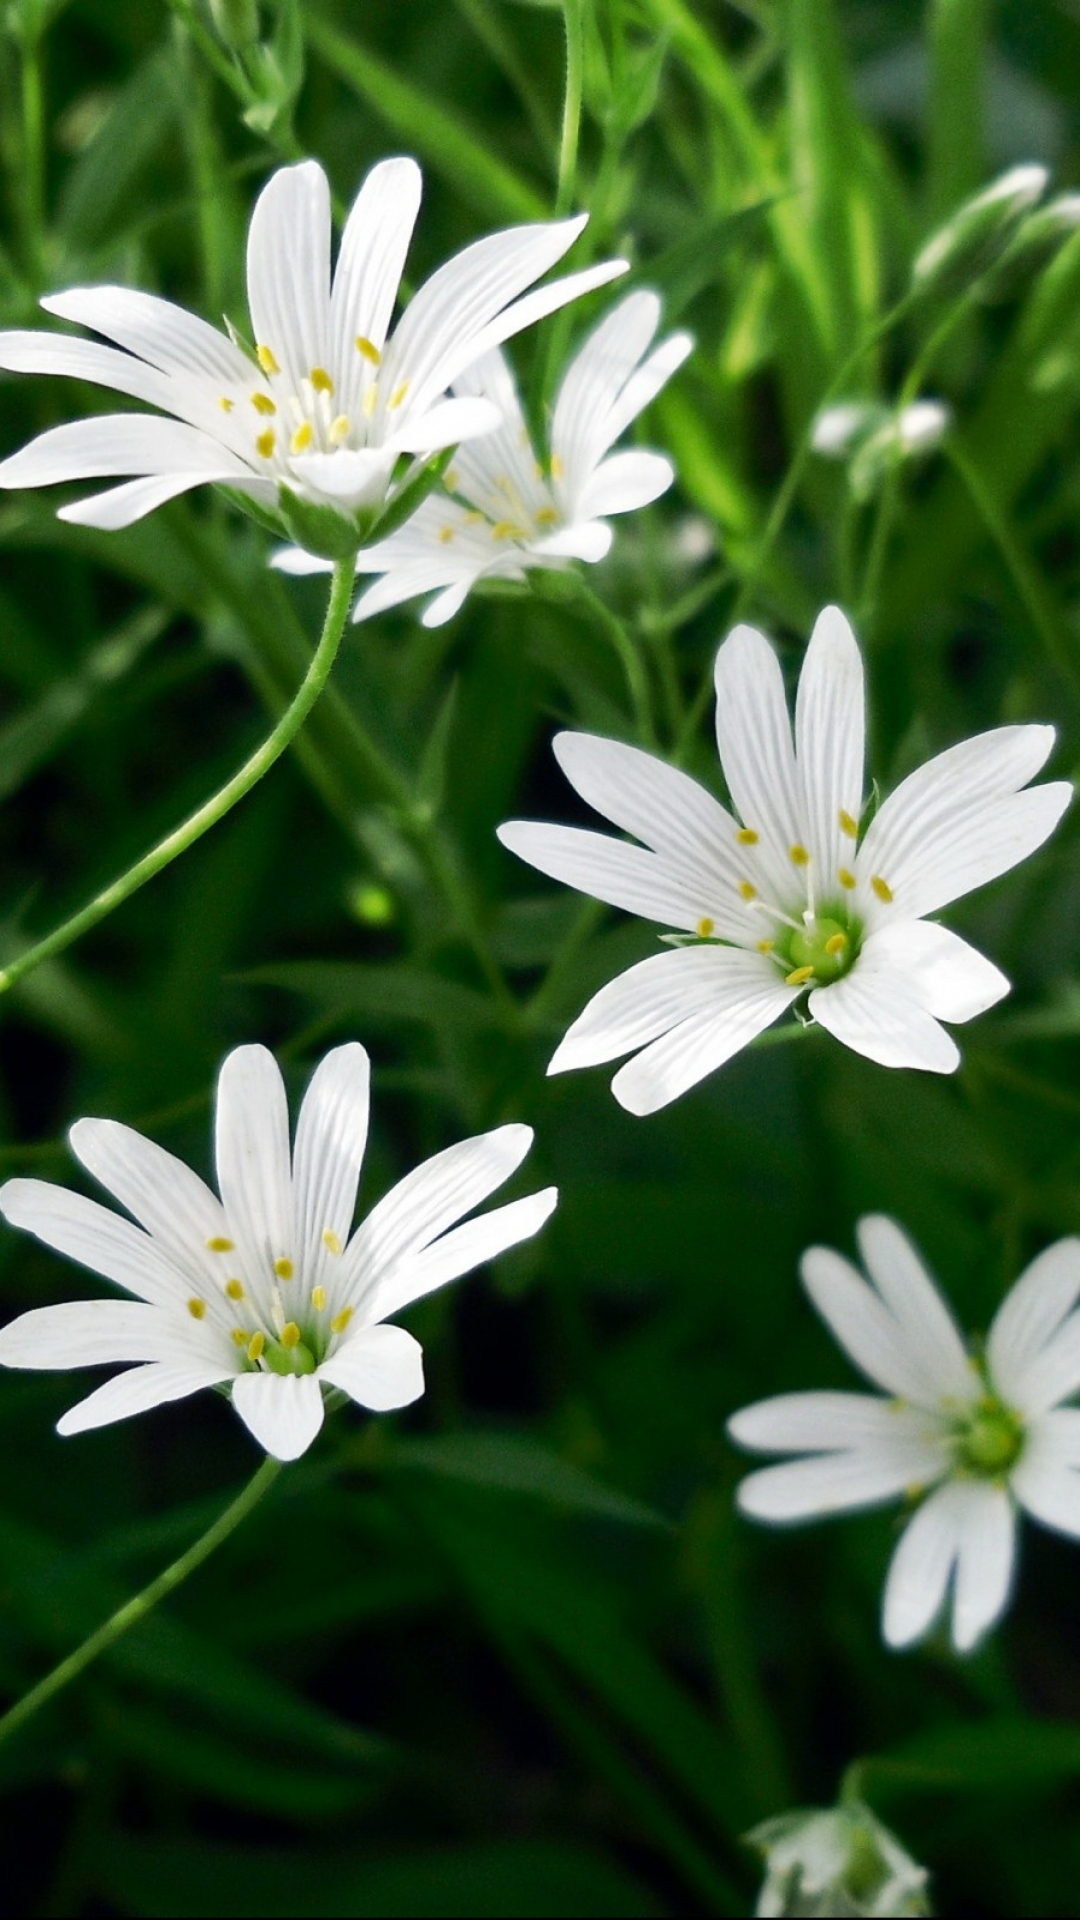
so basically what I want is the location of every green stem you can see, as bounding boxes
[573,577,657,745]
[0,556,357,997]
[20,26,46,285]
[555,0,584,217]
[0,1456,282,1748]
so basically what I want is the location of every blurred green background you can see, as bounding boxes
[3,1,1080,1912]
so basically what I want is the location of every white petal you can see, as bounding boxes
[421,578,476,627]
[319,1323,424,1411]
[528,521,612,561]
[70,1117,228,1294]
[0,1298,189,1369]
[857,725,1070,921]
[1001,1309,1080,1418]
[58,471,253,530]
[857,920,1009,1024]
[577,450,675,520]
[230,1370,325,1461]
[793,606,866,879]
[610,981,798,1115]
[342,1124,534,1307]
[42,285,251,384]
[0,329,182,411]
[728,1389,942,1455]
[1012,1418,1080,1536]
[736,1446,935,1523]
[57,1358,233,1436]
[497,820,714,932]
[950,1481,1016,1652]
[808,958,961,1073]
[246,160,332,394]
[855,1215,974,1402]
[713,623,802,905]
[547,942,786,1075]
[291,1043,370,1295]
[214,1045,293,1323]
[801,1245,963,1404]
[270,545,334,576]
[329,156,422,412]
[446,257,629,397]
[0,414,254,489]
[288,445,395,505]
[550,290,662,492]
[371,1187,557,1322]
[986,1238,1080,1408]
[353,561,482,624]
[387,395,501,454]
[882,1485,963,1647]
[597,330,693,447]
[0,1177,188,1307]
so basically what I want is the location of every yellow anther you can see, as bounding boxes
[281,1321,301,1348]
[322,1229,342,1256]
[736,827,759,846]
[188,1297,206,1320]
[290,421,314,454]
[757,939,775,954]
[444,469,458,492]
[312,1286,327,1311]
[362,385,379,417]
[824,932,848,956]
[219,397,234,413]
[231,1327,248,1347]
[355,335,381,364]
[904,1482,926,1503]
[784,965,815,987]
[871,874,894,903]
[247,1331,265,1362]
[328,414,351,446]
[251,391,276,416]
[839,809,859,838]
[838,867,857,890]
[789,844,810,866]
[310,366,334,394]
[256,344,280,376]
[331,1307,353,1335]
[535,506,559,526]
[225,1278,245,1302]
[389,381,409,409]
[438,525,455,544]
[550,453,564,480]
[256,429,276,459]
[738,880,757,901]
[492,520,526,540]
[275,1258,294,1281]
[207,1236,234,1253]
[696,916,715,938]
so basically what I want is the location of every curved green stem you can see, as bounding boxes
[573,578,657,745]
[0,556,357,997]
[0,1456,282,1749]
[556,0,585,217]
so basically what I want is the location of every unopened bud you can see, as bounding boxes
[977,192,1080,303]
[811,402,885,459]
[912,163,1049,297]
[749,1801,931,1918]
[812,399,950,499]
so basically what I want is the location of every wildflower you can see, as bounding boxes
[730,1217,1080,1651]
[0,1043,556,1462]
[0,157,625,543]
[749,1799,930,1917]
[812,399,950,500]
[274,289,692,625]
[497,606,1070,1113]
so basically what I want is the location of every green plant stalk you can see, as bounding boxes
[556,0,584,217]
[0,557,357,997]
[0,1456,283,1749]
[573,576,657,745]
[19,22,46,285]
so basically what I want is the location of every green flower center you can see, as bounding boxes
[777,912,861,987]
[954,1395,1025,1476]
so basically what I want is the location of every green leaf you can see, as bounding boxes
[238,961,504,1033]
[391,1430,668,1528]
[865,1717,1080,1795]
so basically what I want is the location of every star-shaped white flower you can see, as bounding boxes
[497,606,1071,1114]
[729,1217,1080,1652]
[0,1043,556,1462]
[0,156,625,534]
[274,289,691,625]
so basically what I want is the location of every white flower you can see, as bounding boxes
[749,1800,930,1917]
[0,1043,556,1462]
[0,156,625,534]
[729,1216,1080,1652]
[497,606,1071,1114]
[274,289,692,626]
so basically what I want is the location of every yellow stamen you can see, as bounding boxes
[784,965,815,987]
[219,397,234,412]
[310,366,334,394]
[362,385,379,417]
[789,844,810,866]
[251,391,276,416]
[444,469,458,492]
[839,808,859,838]
[696,916,715,938]
[256,429,276,459]
[225,1278,245,1301]
[231,1328,248,1347]
[535,506,559,526]
[492,520,526,539]
[838,867,857,890]
[290,421,314,454]
[904,1482,926,1503]
[736,827,758,846]
[355,335,381,364]
[550,453,564,480]
[329,413,351,446]
[312,1286,327,1311]
[438,525,455,544]
[824,932,848,956]
[207,1236,234,1253]
[871,874,894,903]
[738,880,757,901]
[187,1297,206,1319]
[281,1321,301,1348]
[275,1258,294,1281]
[331,1307,353,1336]
[757,939,775,954]
[389,381,409,409]
[256,344,280,376]
[322,1229,342,1256]
[247,1331,265,1362]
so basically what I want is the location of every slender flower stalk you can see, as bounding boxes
[731,1218,1080,1652]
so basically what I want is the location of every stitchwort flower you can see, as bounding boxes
[0,1043,556,1462]
[730,1217,1080,1652]
[0,156,625,549]
[749,1800,930,1918]
[497,607,1071,1114]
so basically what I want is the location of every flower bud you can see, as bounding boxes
[812,399,950,500]
[912,164,1049,298]
[977,192,1080,303]
[748,1801,931,1918]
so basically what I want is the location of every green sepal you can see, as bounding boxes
[365,445,458,546]
[216,486,288,541]
[277,485,363,561]
[527,567,581,607]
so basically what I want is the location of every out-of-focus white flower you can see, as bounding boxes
[0,1043,556,1462]
[497,606,1070,1114]
[812,399,950,498]
[912,162,1049,294]
[749,1800,930,1917]
[730,1217,1080,1652]
[274,290,692,625]
[0,157,625,542]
